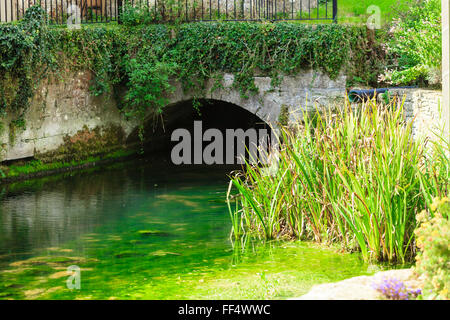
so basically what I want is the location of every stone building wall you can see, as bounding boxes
[1,0,319,22]
[147,0,317,20]
[0,69,344,161]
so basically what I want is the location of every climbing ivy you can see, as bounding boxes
[116,22,385,122]
[0,6,386,133]
[0,6,56,130]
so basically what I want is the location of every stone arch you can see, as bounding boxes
[163,74,282,127]
[124,70,346,143]
[126,97,274,147]
[1,70,345,161]
[161,71,346,128]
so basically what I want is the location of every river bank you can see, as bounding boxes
[295,268,423,300]
[0,149,138,184]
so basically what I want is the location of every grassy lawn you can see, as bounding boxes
[337,0,409,24]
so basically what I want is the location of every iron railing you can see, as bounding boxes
[0,0,337,24]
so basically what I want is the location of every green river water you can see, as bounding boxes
[0,159,374,300]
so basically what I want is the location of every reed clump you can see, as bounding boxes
[227,98,449,264]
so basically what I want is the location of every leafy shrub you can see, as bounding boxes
[414,197,449,299]
[123,59,177,120]
[121,22,385,120]
[384,0,441,85]
[417,131,449,207]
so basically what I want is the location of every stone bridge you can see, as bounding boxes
[0,69,346,161]
[0,69,443,162]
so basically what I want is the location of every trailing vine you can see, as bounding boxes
[0,6,386,140]
[116,21,385,123]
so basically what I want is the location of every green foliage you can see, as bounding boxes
[228,100,449,263]
[53,26,125,95]
[384,0,442,85]
[120,23,178,121]
[417,128,450,207]
[415,197,450,299]
[0,6,386,133]
[121,1,154,26]
[120,0,169,26]
[124,60,177,117]
[0,5,56,123]
[121,21,380,114]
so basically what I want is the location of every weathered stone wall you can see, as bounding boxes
[0,70,444,162]
[166,70,346,124]
[0,71,134,161]
[0,69,344,161]
[389,88,444,141]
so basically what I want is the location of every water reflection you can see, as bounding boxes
[0,160,235,258]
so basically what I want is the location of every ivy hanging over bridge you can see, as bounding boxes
[0,6,386,130]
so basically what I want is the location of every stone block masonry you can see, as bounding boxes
[0,71,134,161]
[389,88,445,142]
[0,69,344,161]
[0,69,445,162]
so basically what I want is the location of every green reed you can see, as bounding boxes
[227,98,449,263]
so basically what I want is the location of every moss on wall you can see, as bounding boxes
[35,124,126,163]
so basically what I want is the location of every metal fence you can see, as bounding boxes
[0,0,118,23]
[0,0,337,24]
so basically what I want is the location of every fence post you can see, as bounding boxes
[118,0,123,24]
[332,0,337,23]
